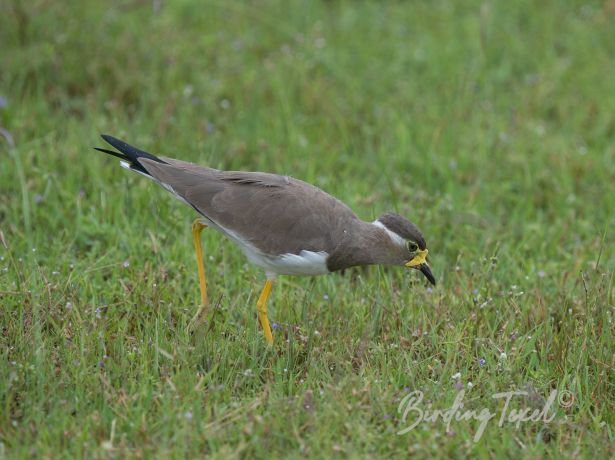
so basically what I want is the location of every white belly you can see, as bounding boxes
[197,218,330,278]
[239,241,329,277]
[263,250,330,276]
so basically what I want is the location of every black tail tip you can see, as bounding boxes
[101,134,119,143]
[96,133,166,166]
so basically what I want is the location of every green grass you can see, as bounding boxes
[1,0,614,458]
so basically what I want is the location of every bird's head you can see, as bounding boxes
[374,212,436,285]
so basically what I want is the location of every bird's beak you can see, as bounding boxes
[405,249,436,285]
[418,263,436,285]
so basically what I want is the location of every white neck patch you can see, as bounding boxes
[372,219,406,247]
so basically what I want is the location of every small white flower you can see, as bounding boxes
[499,352,507,361]
[467,382,473,389]
[101,441,113,450]
[451,372,461,380]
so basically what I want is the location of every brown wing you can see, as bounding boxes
[138,158,360,255]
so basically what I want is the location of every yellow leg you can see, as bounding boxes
[256,279,274,345]
[191,219,208,324]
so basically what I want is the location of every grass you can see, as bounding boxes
[1,0,613,458]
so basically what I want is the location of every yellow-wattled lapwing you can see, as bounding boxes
[95,135,435,344]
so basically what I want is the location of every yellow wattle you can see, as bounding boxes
[406,249,428,267]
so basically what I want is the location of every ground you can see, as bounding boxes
[0,1,613,458]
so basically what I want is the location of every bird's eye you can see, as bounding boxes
[407,241,418,252]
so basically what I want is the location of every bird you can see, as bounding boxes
[95,135,436,344]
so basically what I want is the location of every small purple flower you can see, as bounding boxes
[184,411,193,421]
[272,323,279,330]
[122,260,130,268]
[479,358,486,367]
[454,381,464,391]
[404,386,410,393]
[0,96,7,109]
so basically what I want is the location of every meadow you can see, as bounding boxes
[1,1,613,458]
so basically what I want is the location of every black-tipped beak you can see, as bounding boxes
[418,264,436,286]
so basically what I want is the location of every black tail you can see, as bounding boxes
[94,134,166,175]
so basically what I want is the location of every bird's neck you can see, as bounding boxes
[326,220,396,271]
